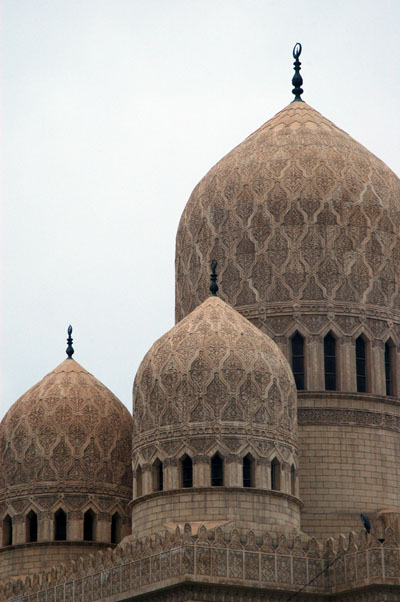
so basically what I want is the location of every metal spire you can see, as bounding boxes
[291,42,304,102]
[66,325,74,359]
[210,260,218,296]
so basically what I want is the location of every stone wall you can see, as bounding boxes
[3,525,400,601]
[297,392,400,539]
[0,541,111,582]
[131,488,301,538]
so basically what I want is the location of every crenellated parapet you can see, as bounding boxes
[2,525,400,601]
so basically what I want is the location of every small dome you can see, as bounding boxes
[175,102,400,327]
[133,296,297,457]
[0,359,132,497]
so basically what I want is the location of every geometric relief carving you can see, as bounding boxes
[1,358,133,510]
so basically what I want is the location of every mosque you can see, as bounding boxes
[1,45,400,601]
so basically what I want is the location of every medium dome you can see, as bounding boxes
[133,295,297,458]
[175,102,400,342]
[0,359,132,497]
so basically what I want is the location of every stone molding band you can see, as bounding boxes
[298,407,400,432]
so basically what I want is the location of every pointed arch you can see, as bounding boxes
[180,454,193,488]
[385,338,396,396]
[136,465,143,497]
[54,508,67,541]
[111,512,122,544]
[211,452,224,486]
[356,334,369,392]
[26,510,38,543]
[2,515,12,546]
[152,458,163,492]
[290,464,296,496]
[270,457,281,491]
[290,332,305,390]
[242,453,255,487]
[324,332,337,391]
[83,509,96,541]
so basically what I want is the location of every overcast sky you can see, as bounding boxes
[2,0,400,419]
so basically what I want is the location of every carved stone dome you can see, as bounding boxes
[132,296,300,538]
[133,295,297,464]
[175,102,400,346]
[0,358,132,502]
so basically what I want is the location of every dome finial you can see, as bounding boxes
[210,259,218,296]
[292,42,304,102]
[66,325,74,359]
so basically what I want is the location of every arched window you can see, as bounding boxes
[152,459,163,492]
[84,509,96,541]
[290,465,296,496]
[181,455,193,488]
[136,465,142,497]
[242,453,255,487]
[356,336,367,392]
[2,515,12,546]
[211,453,223,486]
[270,458,281,491]
[111,512,121,544]
[324,333,337,391]
[54,509,67,541]
[385,340,395,396]
[26,510,38,543]
[291,333,305,390]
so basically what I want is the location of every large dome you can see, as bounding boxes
[133,295,297,460]
[175,102,400,345]
[0,359,132,499]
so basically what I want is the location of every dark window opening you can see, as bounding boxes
[211,453,223,486]
[54,509,67,541]
[26,510,38,543]
[356,336,367,393]
[136,466,142,497]
[291,333,305,390]
[290,465,296,496]
[271,458,281,491]
[385,341,393,396]
[181,455,193,488]
[243,454,254,487]
[324,333,337,391]
[152,459,163,492]
[111,512,121,544]
[84,509,95,541]
[2,515,12,546]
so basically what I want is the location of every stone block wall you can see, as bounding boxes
[131,487,301,539]
[298,391,400,539]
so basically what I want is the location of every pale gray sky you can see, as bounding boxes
[2,0,400,418]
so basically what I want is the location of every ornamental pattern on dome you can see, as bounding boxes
[133,297,297,461]
[0,360,132,495]
[175,102,400,335]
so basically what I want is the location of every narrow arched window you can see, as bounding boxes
[152,459,163,491]
[385,341,395,396]
[291,333,305,390]
[84,509,96,541]
[54,509,67,541]
[181,455,193,488]
[111,512,121,544]
[211,453,223,486]
[270,458,281,491]
[243,454,255,487]
[324,333,337,391]
[26,510,38,543]
[356,336,367,392]
[290,465,296,496]
[136,465,142,497]
[2,515,12,546]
